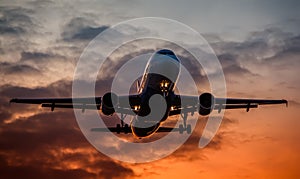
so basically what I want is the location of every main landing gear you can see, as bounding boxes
[116,113,130,134]
[179,113,192,134]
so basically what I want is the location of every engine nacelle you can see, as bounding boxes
[101,92,118,116]
[199,93,215,116]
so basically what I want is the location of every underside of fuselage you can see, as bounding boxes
[131,119,161,138]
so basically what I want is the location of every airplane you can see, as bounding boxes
[10,49,288,138]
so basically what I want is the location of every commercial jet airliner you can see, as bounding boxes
[10,49,288,138]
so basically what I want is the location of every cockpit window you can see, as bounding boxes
[157,49,175,56]
[156,49,179,62]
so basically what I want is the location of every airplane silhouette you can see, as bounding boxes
[10,49,288,138]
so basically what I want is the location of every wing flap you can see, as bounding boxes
[41,103,101,112]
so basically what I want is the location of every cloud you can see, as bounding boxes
[0,83,135,178]
[0,49,75,87]
[20,51,54,61]
[216,53,260,81]
[61,17,109,42]
[265,34,300,61]
[70,26,109,41]
[0,165,96,179]
[0,6,34,35]
[0,62,40,75]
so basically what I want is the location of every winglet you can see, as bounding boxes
[284,99,288,107]
[10,98,17,103]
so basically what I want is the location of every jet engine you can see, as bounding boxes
[101,92,118,115]
[199,93,215,116]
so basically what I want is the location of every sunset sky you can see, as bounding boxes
[1,0,300,178]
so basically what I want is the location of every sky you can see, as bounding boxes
[0,0,300,178]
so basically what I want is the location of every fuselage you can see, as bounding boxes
[131,49,181,138]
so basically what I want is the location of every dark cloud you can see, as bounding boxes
[0,81,135,179]
[211,27,296,58]
[0,6,42,66]
[276,35,300,56]
[0,80,73,123]
[1,79,72,98]
[255,34,300,73]
[62,17,109,41]
[207,27,300,88]
[71,26,109,40]
[0,108,11,123]
[0,62,40,75]
[0,111,135,178]
[217,53,257,76]
[217,53,237,67]
[0,165,96,179]
[20,51,53,61]
[0,6,34,35]
[176,50,208,86]
[19,51,68,66]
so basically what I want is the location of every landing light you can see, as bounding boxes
[134,105,140,111]
[160,81,169,88]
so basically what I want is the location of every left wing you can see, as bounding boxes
[170,94,288,116]
[214,98,288,112]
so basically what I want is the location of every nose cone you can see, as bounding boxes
[148,49,181,84]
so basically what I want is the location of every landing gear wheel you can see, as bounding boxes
[186,124,191,134]
[124,124,129,134]
[116,124,121,134]
[179,124,184,134]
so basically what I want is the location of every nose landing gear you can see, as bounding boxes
[116,113,130,134]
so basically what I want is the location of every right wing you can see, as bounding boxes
[10,97,102,112]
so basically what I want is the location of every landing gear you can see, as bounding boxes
[116,124,121,134]
[116,113,130,134]
[179,124,184,134]
[186,124,191,134]
[124,124,129,134]
[178,113,192,134]
[178,124,191,134]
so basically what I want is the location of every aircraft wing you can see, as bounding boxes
[10,97,102,112]
[10,94,287,114]
[170,95,288,115]
[10,95,141,113]
[214,98,288,111]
